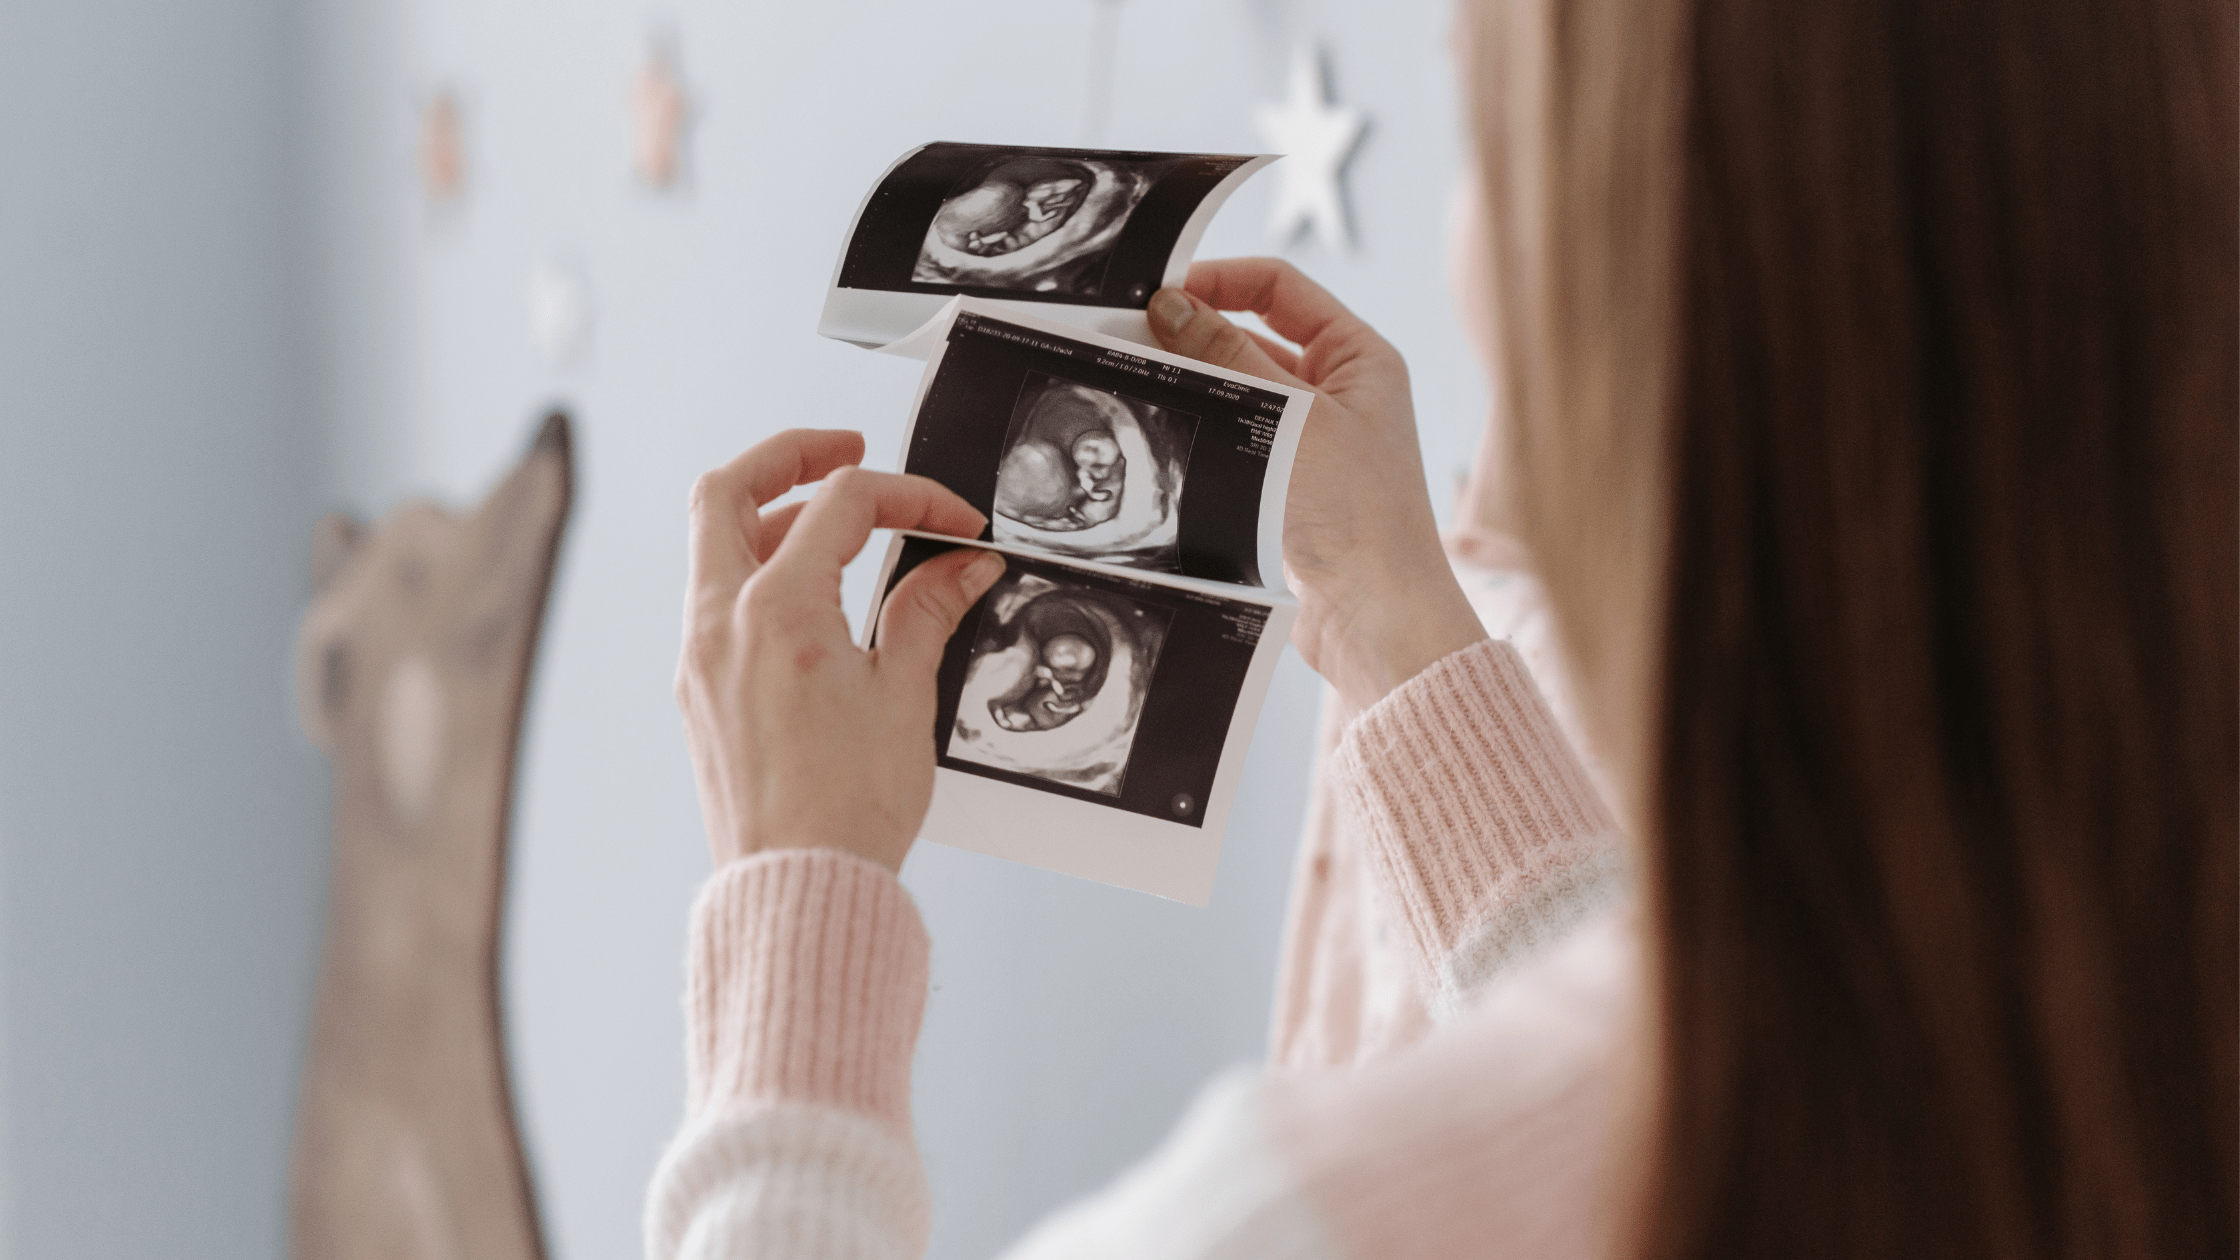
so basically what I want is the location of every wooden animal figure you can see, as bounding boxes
[289,413,571,1260]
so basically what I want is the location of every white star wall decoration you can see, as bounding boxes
[1254,46,1366,252]
[530,253,597,370]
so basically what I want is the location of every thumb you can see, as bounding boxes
[1147,287,1305,388]
[876,548,1006,673]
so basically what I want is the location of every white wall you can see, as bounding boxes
[0,1,329,1256]
[1,1,1485,1256]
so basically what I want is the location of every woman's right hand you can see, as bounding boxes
[1148,259,1485,710]
[675,429,1004,874]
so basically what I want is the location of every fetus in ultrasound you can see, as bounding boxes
[933,167,1089,257]
[989,593,1116,731]
[995,392,1128,532]
[1068,432,1125,526]
[914,155,1157,297]
[946,570,1172,794]
[991,376,1196,571]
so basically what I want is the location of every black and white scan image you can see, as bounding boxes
[947,571,1173,796]
[991,373,1196,571]
[912,154,1158,297]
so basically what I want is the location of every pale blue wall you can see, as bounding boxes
[0,1,328,1256]
[0,1,1484,1256]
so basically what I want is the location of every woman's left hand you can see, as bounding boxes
[1147,261,1486,710]
[675,429,1006,873]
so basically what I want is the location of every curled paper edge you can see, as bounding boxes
[818,147,1279,355]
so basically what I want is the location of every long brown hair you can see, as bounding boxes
[1473,1,2238,1256]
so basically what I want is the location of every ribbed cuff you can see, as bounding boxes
[1329,639,1622,995]
[685,849,929,1139]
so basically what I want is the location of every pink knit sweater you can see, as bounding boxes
[646,567,1636,1258]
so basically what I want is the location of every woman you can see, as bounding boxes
[653,0,2235,1256]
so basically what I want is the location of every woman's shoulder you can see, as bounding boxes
[1261,908,1641,1260]
[1002,911,1639,1260]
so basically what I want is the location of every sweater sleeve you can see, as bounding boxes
[644,794,1626,1260]
[645,848,935,1260]
[644,849,1346,1260]
[1327,638,1627,1018]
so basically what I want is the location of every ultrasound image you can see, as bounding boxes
[912,155,1158,298]
[990,374,1196,571]
[946,572,1172,795]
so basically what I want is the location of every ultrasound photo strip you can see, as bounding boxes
[819,142,1277,352]
[895,297,1312,591]
[807,146,1304,902]
[867,533,1296,905]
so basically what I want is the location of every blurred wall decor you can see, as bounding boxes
[288,414,573,1260]
[528,253,598,371]
[630,42,693,192]
[1255,45,1367,251]
[419,88,468,205]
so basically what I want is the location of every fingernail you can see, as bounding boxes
[1150,288,1194,332]
[965,550,1005,589]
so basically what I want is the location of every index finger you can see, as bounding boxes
[1184,257,1366,356]
[713,428,868,511]
[688,429,867,596]
[762,467,988,590]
